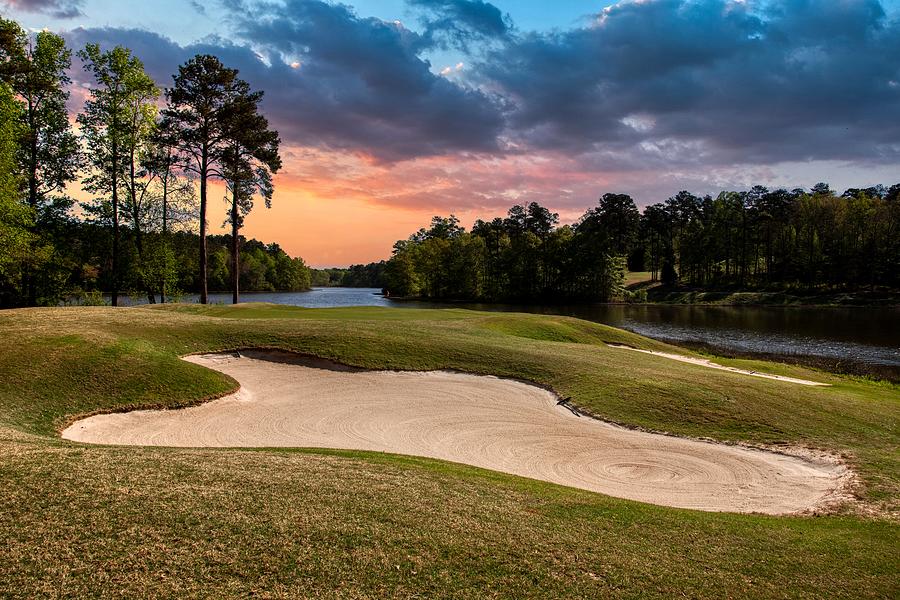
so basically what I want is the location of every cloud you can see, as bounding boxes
[59,0,900,217]
[64,2,505,162]
[2,0,83,18]
[67,1,507,162]
[225,0,505,160]
[189,1,207,16]
[407,0,511,49]
[476,0,900,166]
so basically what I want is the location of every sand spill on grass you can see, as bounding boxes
[62,351,845,514]
[606,343,830,386]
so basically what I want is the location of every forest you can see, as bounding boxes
[0,219,310,306]
[0,17,291,307]
[383,184,900,302]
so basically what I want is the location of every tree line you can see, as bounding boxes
[0,219,310,306]
[383,184,900,302]
[0,17,288,307]
[311,262,386,288]
[635,184,900,290]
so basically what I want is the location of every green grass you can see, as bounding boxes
[624,270,654,288]
[1,304,898,598]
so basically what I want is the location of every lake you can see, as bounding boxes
[105,287,900,369]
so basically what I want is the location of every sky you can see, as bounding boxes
[3,0,900,267]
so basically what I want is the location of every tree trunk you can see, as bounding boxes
[160,172,168,304]
[133,225,155,304]
[231,189,239,305]
[199,149,208,304]
[111,140,119,308]
[25,98,38,306]
[130,155,156,305]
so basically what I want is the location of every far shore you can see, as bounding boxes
[386,288,900,308]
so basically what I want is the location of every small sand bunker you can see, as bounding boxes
[606,343,830,386]
[62,352,845,514]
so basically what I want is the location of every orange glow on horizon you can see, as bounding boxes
[66,145,624,268]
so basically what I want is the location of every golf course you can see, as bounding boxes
[1,304,898,598]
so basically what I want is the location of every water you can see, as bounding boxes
[98,287,394,308]
[199,288,396,309]
[92,287,900,368]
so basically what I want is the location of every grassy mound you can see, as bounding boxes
[1,305,897,598]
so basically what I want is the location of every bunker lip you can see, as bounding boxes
[62,351,849,515]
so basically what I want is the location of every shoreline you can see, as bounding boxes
[642,287,900,307]
[387,291,900,308]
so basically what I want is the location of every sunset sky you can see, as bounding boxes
[4,0,900,267]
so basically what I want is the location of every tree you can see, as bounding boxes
[120,58,160,303]
[0,81,32,287]
[78,43,156,306]
[162,55,244,304]
[221,84,281,304]
[585,193,640,256]
[143,129,196,302]
[0,19,79,305]
[569,195,636,295]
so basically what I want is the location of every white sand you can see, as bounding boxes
[62,351,845,514]
[606,343,830,386]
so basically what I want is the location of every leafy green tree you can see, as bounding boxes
[142,129,197,302]
[221,83,281,304]
[119,57,160,302]
[0,19,79,305]
[269,249,310,291]
[78,43,156,306]
[162,55,244,304]
[0,81,32,287]
[384,240,422,297]
[207,246,230,291]
[386,206,625,303]
[139,236,179,302]
[587,193,640,256]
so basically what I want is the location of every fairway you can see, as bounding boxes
[1,305,898,598]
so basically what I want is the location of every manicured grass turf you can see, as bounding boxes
[0,304,897,598]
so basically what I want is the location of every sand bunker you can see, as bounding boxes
[606,343,830,386]
[62,351,845,514]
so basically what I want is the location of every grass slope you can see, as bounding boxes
[1,304,898,598]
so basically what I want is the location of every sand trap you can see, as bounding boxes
[62,351,845,514]
[606,343,830,386]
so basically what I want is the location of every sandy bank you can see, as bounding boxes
[62,351,846,514]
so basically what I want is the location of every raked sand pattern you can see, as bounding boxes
[63,352,846,514]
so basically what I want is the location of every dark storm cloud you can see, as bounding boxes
[225,0,505,160]
[407,0,511,49]
[476,0,900,165]
[65,0,505,161]
[62,0,900,169]
[65,27,193,86]
[3,0,83,18]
